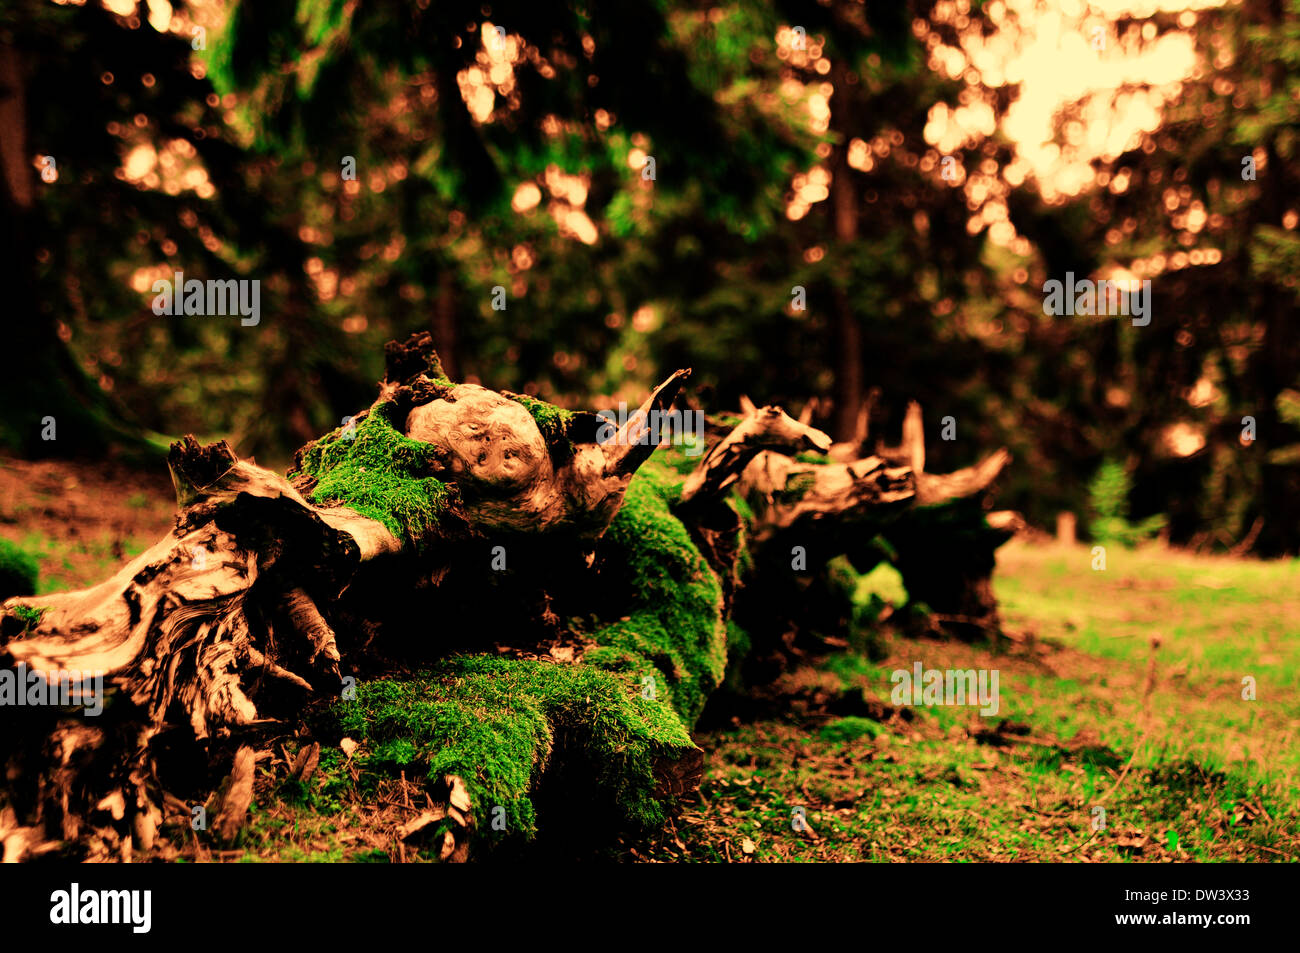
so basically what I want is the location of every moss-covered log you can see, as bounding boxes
[0,333,1018,861]
[0,333,710,860]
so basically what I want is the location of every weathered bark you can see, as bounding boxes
[680,400,832,507]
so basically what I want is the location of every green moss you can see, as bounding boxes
[299,445,732,853]
[730,493,755,524]
[316,460,729,848]
[293,402,455,546]
[503,392,577,464]
[773,470,818,505]
[333,655,695,846]
[585,460,727,726]
[0,537,39,598]
[819,716,885,744]
[857,560,908,606]
[651,435,710,476]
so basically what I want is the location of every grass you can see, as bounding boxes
[6,530,150,595]
[616,540,1300,862]
[996,541,1300,789]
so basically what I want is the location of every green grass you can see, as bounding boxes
[8,530,149,595]
[622,540,1300,862]
[996,541,1300,788]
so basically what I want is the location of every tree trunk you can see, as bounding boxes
[829,59,864,444]
[718,399,1019,679]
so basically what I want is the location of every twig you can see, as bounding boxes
[1058,828,1100,855]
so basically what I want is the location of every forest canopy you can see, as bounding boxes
[1,0,1298,554]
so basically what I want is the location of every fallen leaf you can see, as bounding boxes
[1116,832,1149,852]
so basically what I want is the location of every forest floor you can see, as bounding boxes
[630,543,1300,862]
[2,454,1297,862]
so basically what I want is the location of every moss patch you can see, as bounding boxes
[304,459,727,854]
[584,460,727,726]
[332,655,696,848]
[819,715,886,744]
[288,431,732,854]
[645,434,710,477]
[292,401,456,547]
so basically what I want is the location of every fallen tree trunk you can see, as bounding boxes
[713,400,1021,679]
[0,333,712,860]
[0,333,1019,861]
